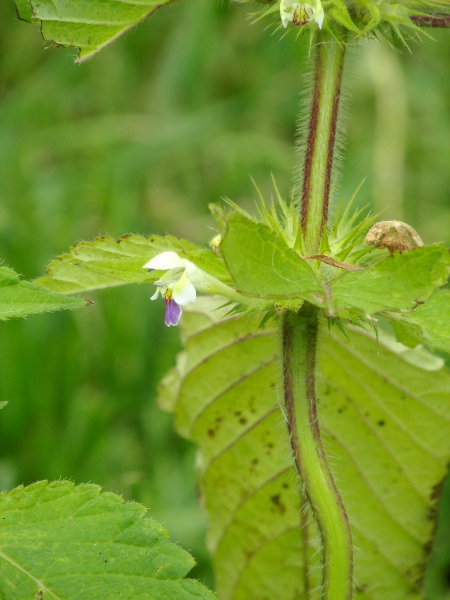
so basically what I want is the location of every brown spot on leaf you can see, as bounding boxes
[270,494,286,515]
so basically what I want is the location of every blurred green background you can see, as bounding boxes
[1,0,450,595]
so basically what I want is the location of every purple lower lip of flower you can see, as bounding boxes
[164,297,182,327]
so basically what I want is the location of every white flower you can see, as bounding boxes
[143,251,198,326]
[280,0,324,29]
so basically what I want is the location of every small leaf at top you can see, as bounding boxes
[330,244,450,315]
[0,480,216,600]
[220,212,324,304]
[0,265,87,321]
[18,0,175,63]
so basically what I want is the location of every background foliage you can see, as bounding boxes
[0,0,450,594]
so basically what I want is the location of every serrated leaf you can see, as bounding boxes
[21,0,174,63]
[330,244,450,315]
[220,213,324,304]
[0,265,87,320]
[159,298,450,599]
[0,480,216,600]
[36,234,232,295]
[390,289,450,353]
[15,0,39,22]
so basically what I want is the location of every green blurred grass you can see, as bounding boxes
[0,0,450,593]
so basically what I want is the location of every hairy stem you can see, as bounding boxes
[282,305,353,599]
[410,14,450,28]
[300,34,346,255]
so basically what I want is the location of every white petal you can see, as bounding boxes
[143,251,186,271]
[314,3,324,27]
[172,272,197,306]
[182,259,197,274]
[150,289,161,300]
[280,0,294,26]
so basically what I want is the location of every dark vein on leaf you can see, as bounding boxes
[212,466,294,552]
[190,359,278,445]
[201,405,281,472]
[323,429,426,546]
[349,520,423,593]
[229,526,304,599]
[322,346,439,500]
[175,332,276,425]
[183,329,275,374]
[328,330,450,432]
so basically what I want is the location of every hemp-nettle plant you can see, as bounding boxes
[1,0,450,598]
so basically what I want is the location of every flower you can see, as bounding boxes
[280,0,324,29]
[143,251,197,327]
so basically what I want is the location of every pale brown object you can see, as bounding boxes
[365,220,424,253]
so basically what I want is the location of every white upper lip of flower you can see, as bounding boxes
[280,0,324,29]
[143,251,197,306]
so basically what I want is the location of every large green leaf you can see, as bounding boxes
[159,298,450,599]
[0,265,87,320]
[330,244,450,315]
[16,0,174,63]
[220,213,324,304]
[0,480,215,599]
[36,234,232,295]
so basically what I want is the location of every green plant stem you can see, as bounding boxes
[281,305,353,599]
[300,34,346,255]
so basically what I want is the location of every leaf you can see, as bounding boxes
[330,244,450,315]
[15,0,39,23]
[0,480,216,600]
[0,265,87,321]
[390,289,450,354]
[19,0,174,63]
[36,234,232,295]
[159,298,450,599]
[220,213,324,304]
[328,3,360,32]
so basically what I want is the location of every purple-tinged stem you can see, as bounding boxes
[411,14,450,28]
[300,34,346,255]
[282,305,353,598]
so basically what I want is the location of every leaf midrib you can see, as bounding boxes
[0,549,61,600]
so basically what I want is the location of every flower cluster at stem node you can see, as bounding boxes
[280,0,324,29]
